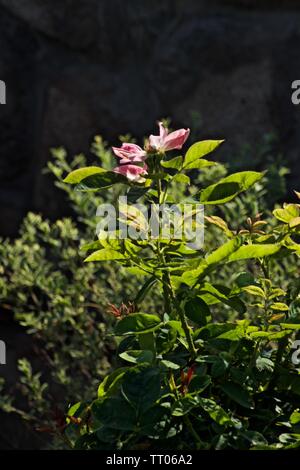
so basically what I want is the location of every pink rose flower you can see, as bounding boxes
[113,164,148,183]
[149,122,190,152]
[112,143,147,164]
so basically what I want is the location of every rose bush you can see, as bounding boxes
[60,122,300,450]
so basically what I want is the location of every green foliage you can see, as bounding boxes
[0,128,299,450]
[199,171,263,204]
[61,126,300,450]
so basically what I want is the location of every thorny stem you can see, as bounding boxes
[162,272,173,316]
[156,166,197,360]
[170,371,203,448]
[174,294,198,360]
[156,164,173,316]
[261,258,270,280]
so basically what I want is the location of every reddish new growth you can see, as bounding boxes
[180,364,196,395]
[238,213,267,236]
[107,301,136,319]
[37,407,67,435]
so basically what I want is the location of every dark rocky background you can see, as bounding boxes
[0,0,300,237]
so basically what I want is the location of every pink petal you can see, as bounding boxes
[163,128,190,151]
[113,164,148,183]
[148,134,162,150]
[158,121,168,139]
[148,122,190,152]
[149,122,168,150]
[112,143,146,163]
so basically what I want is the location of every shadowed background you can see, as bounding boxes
[0,0,300,237]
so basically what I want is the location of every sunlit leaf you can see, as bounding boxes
[199,171,263,205]
[64,166,107,184]
[84,249,127,262]
[227,244,281,262]
[115,313,162,335]
[184,140,224,169]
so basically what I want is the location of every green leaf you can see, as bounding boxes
[195,323,237,341]
[181,238,241,285]
[198,397,232,426]
[269,288,286,299]
[97,368,128,398]
[279,433,300,446]
[64,165,127,191]
[172,395,199,416]
[234,272,256,288]
[277,372,300,396]
[67,402,86,418]
[63,166,107,184]
[119,350,154,364]
[121,366,161,413]
[224,297,246,315]
[84,249,127,262]
[199,171,263,205]
[139,332,156,353]
[166,320,185,337]
[184,159,217,171]
[217,325,246,341]
[139,405,166,433]
[220,382,254,409]
[242,285,266,298]
[270,302,289,312]
[189,375,211,394]
[240,431,268,447]
[211,357,229,378]
[290,410,300,425]
[205,215,234,238]
[126,186,150,203]
[198,283,230,305]
[256,357,274,372]
[184,297,210,326]
[172,173,190,185]
[199,283,246,314]
[273,204,299,223]
[184,140,224,169]
[115,313,162,335]
[160,360,180,370]
[80,240,102,252]
[161,156,183,170]
[77,172,127,191]
[92,396,136,431]
[227,244,281,262]
[206,238,242,265]
[289,217,300,228]
[280,323,300,330]
[250,330,292,340]
[134,276,158,306]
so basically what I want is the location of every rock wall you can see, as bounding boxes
[0,0,299,236]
